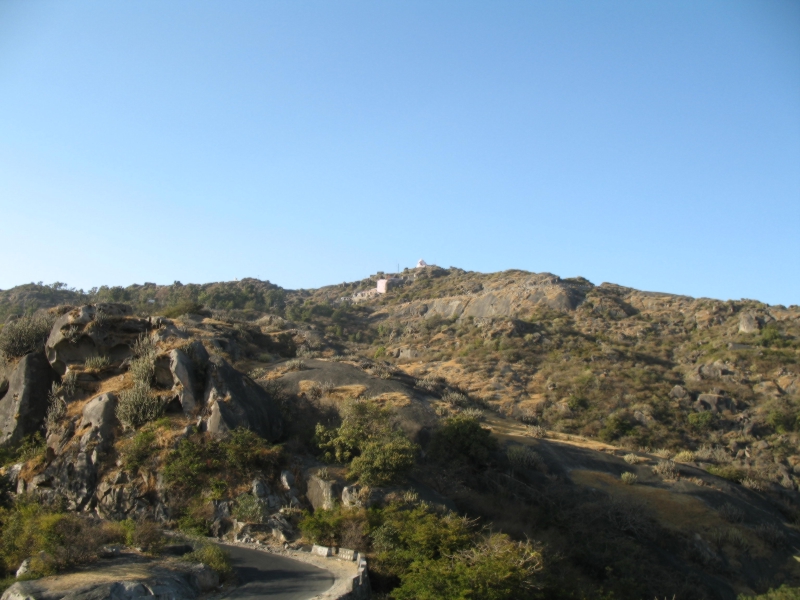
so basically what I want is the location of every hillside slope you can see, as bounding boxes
[0,267,798,599]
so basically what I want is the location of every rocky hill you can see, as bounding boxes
[0,267,798,599]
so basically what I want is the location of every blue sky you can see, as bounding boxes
[1,1,798,305]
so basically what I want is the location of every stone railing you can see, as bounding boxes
[311,545,370,599]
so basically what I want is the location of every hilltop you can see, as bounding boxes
[0,267,798,599]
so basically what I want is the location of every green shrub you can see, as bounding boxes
[232,494,268,524]
[84,355,110,370]
[507,446,544,472]
[45,384,67,431]
[688,412,714,430]
[428,414,497,467]
[315,399,417,486]
[707,465,746,482]
[177,500,213,536]
[621,472,638,485]
[163,430,282,496]
[299,508,343,546]
[186,543,233,580]
[116,383,163,430]
[739,585,800,599]
[392,533,543,600]
[123,430,158,472]
[120,519,164,554]
[162,302,205,318]
[129,356,155,386]
[767,410,798,434]
[760,323,785,348]
[598,414,634,442]
[0,500,123,577]
[0,313,56,359]
[222,428,283,477]
[567,395,589,411]
[348,437,417,486]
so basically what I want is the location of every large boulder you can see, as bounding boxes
[0,350,59,446]
[306,474,342,511]
[203,355,282,442]
[739,312,761,334]
[169,348,204,414]
[45,304,149,375]
[80,393,118,447]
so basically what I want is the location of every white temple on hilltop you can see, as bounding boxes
[416,259,428,268]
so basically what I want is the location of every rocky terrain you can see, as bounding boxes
[0,267,798,599]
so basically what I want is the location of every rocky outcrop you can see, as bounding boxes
[0,350,58,446]
[45,304,149,375]
[739,312,761,334]
[169,348,203,414]
[80,393,118,448]
[1,562,217,600]
[306,474,342,511]
[204,356,282,442]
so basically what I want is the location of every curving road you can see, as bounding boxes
[218,544,335,600]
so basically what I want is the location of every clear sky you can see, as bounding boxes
[1,1,798,305]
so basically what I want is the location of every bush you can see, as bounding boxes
[299,508,343,546]
[314,399,418,486]
[739,585,800,599]
[84,355,110,371]
[567,395,588,411]
[392,533,543,600]
[623,453,642,465]
[652,460,678,480]
[129,356,155,386]
[116,383,164,429]
[285,359,305,371]
[767,410,798,434]
[707,465,746,482]
[507,446,544,472]
[123,429,158,472]
[162,302,205,318]
[232,494,268,524]
[186,543,233,580]
[428,414,497,467]
[688,412,714,430]
[0,313,56,359]
[598,414,634,442]
[0,500,123,577]
[441,391,468,407]
[163,430,282,496]
[348,437,417,486]
[621,472,638,485]
[120,519,164,554]
[45,384,67,431]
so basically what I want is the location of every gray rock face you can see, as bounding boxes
[252,479,268,497]
[280,470,295,490]
[80,393,118,446]
[203,355,282,442]
[0,350,59,446]
[169,350,197,414]
[306,474,342,511]
[669,385,688,400]
[342,485,364,508]
[45,304,148,375]
[739,312,761,334]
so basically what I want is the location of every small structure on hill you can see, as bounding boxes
[416,259,428,268]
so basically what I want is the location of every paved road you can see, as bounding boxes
[218,544,335,600]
